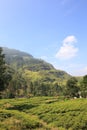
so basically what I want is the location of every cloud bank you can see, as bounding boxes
[56,35,78,60]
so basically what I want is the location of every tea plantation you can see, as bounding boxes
[0,97,87,130]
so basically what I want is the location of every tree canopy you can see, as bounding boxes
[66,77,79,98]
[0,47,6,91]
[80,75,87,98]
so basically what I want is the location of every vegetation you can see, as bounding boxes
[0,47,70,98]
[0,47,6,92]
[0,47,12,99]
[0,47,86,98]
[0,97,87,130]
[0,47,87,129]
[80,75,87,98]
[65,77,79,98]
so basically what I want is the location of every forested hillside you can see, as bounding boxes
[3,47,54,70]
[0,47,87,98]
[0,47,70,98]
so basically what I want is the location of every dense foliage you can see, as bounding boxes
[0,47,6,92]
[65,77,79,98]
[80,75,87,98]
[0,47,12,97]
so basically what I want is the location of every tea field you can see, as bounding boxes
[0,97,87,130]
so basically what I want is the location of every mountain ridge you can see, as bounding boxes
[3,47,55,71]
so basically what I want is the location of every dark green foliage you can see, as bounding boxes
[0,47,12,95]
[65,77,79,98]
[0,48,13,97]
[7,71,27,98]
[0,47,6,92]
[80,75,87,98]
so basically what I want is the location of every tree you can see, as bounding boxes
[0,47,12,98]
[52,82,62,96]
[8,71,27,98]
[80,75,87,98]
[0,47,6,91]
[66,77,79,98]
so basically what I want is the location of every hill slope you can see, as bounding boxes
[3,47,70,79]
[1,47,71,97]
[3,47,54,71]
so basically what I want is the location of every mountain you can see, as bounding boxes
[3,47,70,79]
[3,47,54,71]
[3,47,33,58]
[1,47,71,98]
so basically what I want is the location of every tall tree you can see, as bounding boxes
[66,77,79,98]
[80,75,87,98]
[0,47,6,91]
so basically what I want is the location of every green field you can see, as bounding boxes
[0,97,87,130]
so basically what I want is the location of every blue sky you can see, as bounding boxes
[0,0,87,76]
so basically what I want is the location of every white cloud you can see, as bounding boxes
[63,35,77,44]
[56,35,78,60]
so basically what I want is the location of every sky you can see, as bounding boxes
[0,0,87,76]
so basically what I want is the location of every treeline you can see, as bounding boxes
[0,47,87,98]
[1,71,63,98]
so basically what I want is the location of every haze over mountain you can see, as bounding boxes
[3,47,71,81]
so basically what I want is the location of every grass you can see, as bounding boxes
[0,97,87,130]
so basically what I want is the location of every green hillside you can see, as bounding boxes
[1,47,86,99]
[0,48,87,98]
[0,47,72,98]
[3,47,67,73]
[3,47,54,70]
[3,47,70,82]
